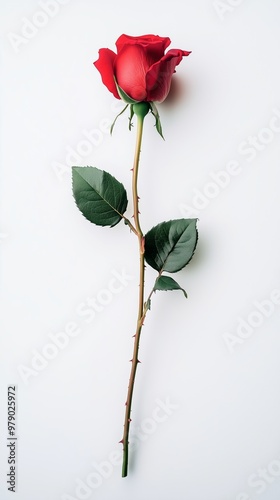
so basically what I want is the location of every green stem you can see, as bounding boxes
[121,112,146,478]
[121,276,158,476]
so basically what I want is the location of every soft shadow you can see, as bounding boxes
[162,75,191,108]
[186,232,206,271]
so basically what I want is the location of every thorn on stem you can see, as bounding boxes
[119,439,124,444]
[139,316,145,326]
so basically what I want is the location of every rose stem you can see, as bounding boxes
[121,103,150,478]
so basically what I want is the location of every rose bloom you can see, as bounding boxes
[94,34,190,103]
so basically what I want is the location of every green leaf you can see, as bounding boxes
[110,104,129,135]
[150,102,164,139]
[72,166,128,227]
[154,276,187,299]
[145,219,198,273]
[114,78,140,104]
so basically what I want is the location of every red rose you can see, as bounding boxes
[94,34,191,103]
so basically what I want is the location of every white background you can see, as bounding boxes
[1,1,280,499]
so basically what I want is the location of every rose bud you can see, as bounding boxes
[94,34,191,103]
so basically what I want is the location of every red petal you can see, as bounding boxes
[94,48,120,99]
[115,45,149,101]
[116,34,171,63]
[116,34,171,73]
[146,49,191,102]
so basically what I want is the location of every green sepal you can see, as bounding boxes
[110,104,129,135]
[154,276,188,299]
[72,166,128,227]
[128,105,135,131]
[150,102,164,139]
[114,78,140,104]
[145,219,198,273]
